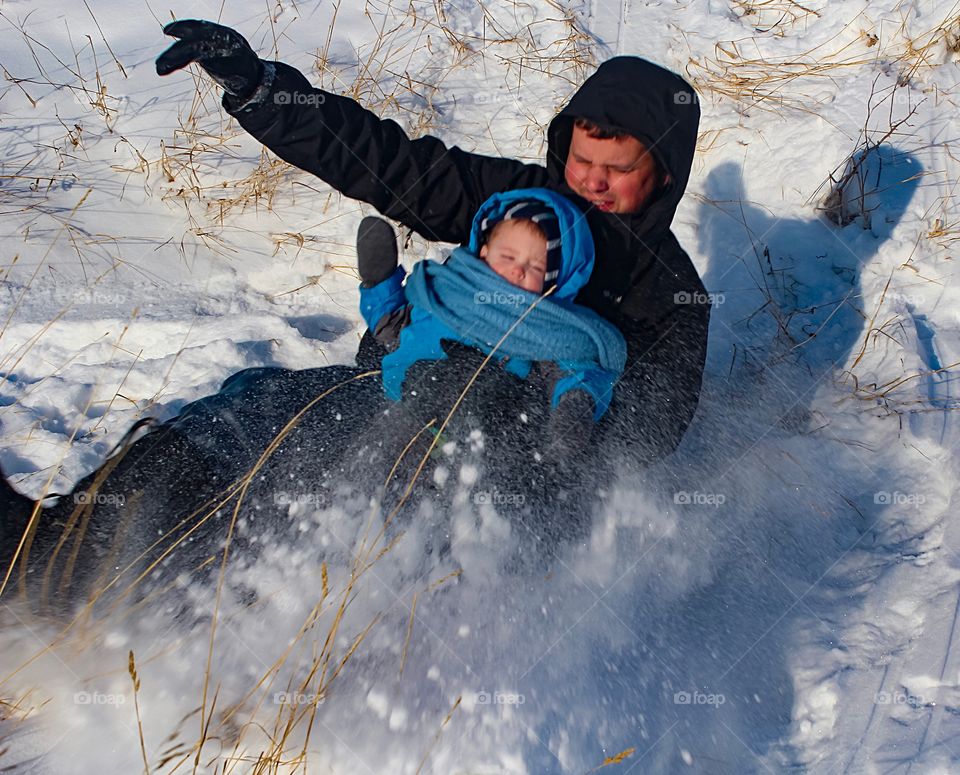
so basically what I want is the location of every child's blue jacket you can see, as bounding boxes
[358,188,627,420]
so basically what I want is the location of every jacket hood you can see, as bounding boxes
[545,56,700,239]
[467,187,594,302]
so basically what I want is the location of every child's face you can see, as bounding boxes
[479,220,548,293]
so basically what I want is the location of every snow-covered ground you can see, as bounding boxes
[1,0,959,772]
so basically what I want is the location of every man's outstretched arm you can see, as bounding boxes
[157,20,548,245]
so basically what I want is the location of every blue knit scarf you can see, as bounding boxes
[380,248,626,403]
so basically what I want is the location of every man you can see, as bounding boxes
[155,19,709,465]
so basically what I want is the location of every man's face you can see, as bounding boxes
[564,125,664,214]
[479,219,548,293]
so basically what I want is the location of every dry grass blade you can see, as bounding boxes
[81,0,127,78]
[689,4,960,113]
[128,650,152,775]
[731,0,821,34]
[686,33,875,114]
[415,695,461,775]
[399,569,460,679]
[399,591,419,680]
[585,746,637,772]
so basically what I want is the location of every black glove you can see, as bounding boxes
[156,19,263,100]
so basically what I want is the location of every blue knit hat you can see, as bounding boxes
[479,200,563,293]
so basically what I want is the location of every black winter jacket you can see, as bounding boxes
[223,57,709,465]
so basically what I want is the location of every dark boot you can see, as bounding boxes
[356,216,398,287]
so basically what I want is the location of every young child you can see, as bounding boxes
[355,188,626,423]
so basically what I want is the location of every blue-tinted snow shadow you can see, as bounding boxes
[653,146,922,772]
[285,313,353,342]
[515,147,925,773]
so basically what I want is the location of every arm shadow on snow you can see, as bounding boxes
[555,147,926,773]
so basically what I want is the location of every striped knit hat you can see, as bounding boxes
[479,200,563,292]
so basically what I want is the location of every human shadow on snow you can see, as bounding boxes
[515,146,924,773]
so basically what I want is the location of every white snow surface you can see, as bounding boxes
[1,0,959,773]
